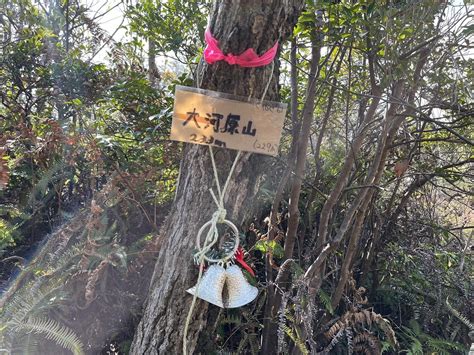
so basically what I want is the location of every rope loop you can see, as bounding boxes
[195,218,239,264]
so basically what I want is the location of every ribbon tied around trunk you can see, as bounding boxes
[204,29,278,68]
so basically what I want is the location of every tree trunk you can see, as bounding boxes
[262,21,322,353]
[148,39,159,87]
[130,1,303,354]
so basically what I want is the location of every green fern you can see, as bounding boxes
[1,282,83,355]
[381,340,393,354]
[282,324,308,355]
[10,317,84,355]
[47,229,88,268]
[27,160,69,208]
[49,241,86,274]
[318,289,334,315]
[401,321,467,355]
[408,336,423,355]
[446,297,474,331]
[426,337,467,354]
[2,285,43,322]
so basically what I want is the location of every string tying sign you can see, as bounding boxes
[170,86,287,156]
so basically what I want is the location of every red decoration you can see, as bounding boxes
[234,246,255,277]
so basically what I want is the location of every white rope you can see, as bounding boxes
[183,147,241,355]
[260,61,275,106]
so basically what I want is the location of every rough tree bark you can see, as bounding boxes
[130,1,303,354]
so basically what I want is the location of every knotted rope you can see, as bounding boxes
[183,147,241,354]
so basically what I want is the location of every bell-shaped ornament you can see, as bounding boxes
[186,264,226,308]
[224,265,258,308]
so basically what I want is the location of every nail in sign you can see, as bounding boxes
[170,86,287,156]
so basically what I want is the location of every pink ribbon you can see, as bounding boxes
[203,29,278,68]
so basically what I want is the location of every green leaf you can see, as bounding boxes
[367,2,375,15]
[254,239,284,258]
[318,289,334,315]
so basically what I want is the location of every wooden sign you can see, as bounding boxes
[170,86,287,156]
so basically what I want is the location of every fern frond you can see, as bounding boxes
[27,160,69,207]
[373,312,398,348]
[318,289,334,315]
[410,337,423,354]
[52,242,86,272]
[47,230,87,269]
[11,317,84,355]
[322,327,345,354]
[351,310,367,327]
[248,333,259,355]
[353,331,381,353]
[352,344,372,354]
[325,319,347,339]
[446,297,474,331]
[2,279,72,328]
[283,324,308,355]
[1,286,44,322]
[381,340,394,354]
[424,335,467,354]
[0,330,13,354]
[346,328,353,355]
[277,291,289,353]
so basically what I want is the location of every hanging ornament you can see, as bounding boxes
[186,263,257,309]
[186,213,257,308]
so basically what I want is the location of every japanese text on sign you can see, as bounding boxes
[170,86,287,156]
